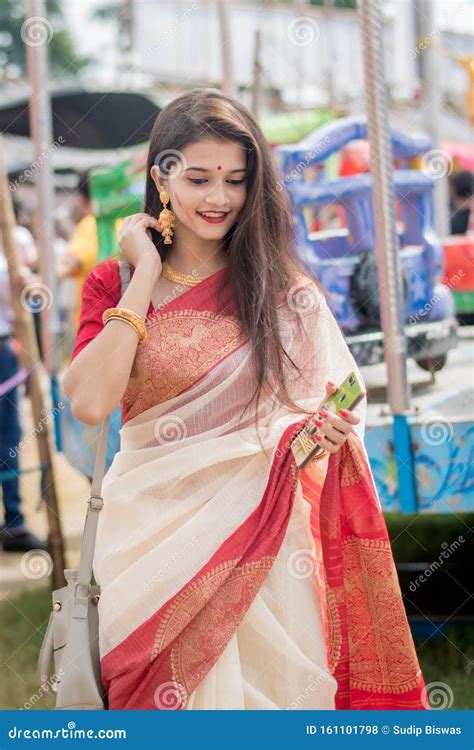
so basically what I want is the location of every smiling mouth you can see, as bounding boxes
[196,211,231,223]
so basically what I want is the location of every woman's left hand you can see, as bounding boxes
[309,381,361,455]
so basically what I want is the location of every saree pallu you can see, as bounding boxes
[93,268,426,710]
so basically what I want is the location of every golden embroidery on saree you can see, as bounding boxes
[324,579,343,673]
[150,555,276,706]
[342,535,422,693]
[123,310,247,420]
[340,434,367,487]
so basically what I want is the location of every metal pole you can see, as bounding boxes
[414,0,450,236]
[250,29,262,118]
[357,0,417,511]
[217,0,236,97]
[25,0,60,375]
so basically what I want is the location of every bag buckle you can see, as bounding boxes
[89,495,103,511]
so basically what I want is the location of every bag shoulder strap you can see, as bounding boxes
[76,258,131,588]
[118,258,131,295]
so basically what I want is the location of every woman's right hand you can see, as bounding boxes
[118,213,163,280]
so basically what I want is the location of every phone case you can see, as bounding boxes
[290,371,365,469]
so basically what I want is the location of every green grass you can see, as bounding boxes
[1,585,472,710]
[0,587,55,710]
[414,627,473,710]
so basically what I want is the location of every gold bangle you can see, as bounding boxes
[102,306,146,323]
[105,315,145,342]
[102,307,147,343]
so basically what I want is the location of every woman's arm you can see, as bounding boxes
[64,213,163,425]
[63,255,161,425]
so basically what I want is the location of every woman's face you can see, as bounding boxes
[150,139,247,242]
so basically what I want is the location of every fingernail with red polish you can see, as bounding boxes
[339,409,349,417]
[313,418,323,427]
[319,409,329,418]
[314,434,322,442]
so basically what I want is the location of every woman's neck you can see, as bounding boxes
[165,242,228,276]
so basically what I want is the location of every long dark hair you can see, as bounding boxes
[144,88,314,448]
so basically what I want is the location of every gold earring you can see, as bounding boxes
[158,190,175,245]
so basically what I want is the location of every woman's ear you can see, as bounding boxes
[150,165,165,193]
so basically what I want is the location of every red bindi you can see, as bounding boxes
[217,165,222,170]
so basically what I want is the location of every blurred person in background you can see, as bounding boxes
[449,170,474,235]
[0,201,48,553]
[56,171,123,331]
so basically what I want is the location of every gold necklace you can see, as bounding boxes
[161,259,219,287]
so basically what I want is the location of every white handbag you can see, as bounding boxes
[37,259,131,710]
[37,418,109,709]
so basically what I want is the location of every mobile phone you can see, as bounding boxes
[290,371,366,469]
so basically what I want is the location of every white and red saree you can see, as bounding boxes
[91,264,426,710]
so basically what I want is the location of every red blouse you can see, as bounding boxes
[70,258,155,362]
[70,259,237,424]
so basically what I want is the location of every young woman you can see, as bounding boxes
[64,88,426,711]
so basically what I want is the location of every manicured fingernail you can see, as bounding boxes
[314,434,322,442]
[327,381,336,388]
[313,418,323,427]
[319,409,329,418]
[339,409,349,417]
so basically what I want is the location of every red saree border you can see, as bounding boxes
[101,418,426,710]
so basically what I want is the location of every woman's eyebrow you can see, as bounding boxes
[184,167,246,173]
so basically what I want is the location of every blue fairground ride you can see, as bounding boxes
[274,116,458,373]
[275,115,472,517]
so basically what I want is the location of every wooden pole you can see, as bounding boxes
[0,135,66,589]
[25,0,61,373]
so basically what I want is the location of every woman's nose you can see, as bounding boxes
[204,180,229,206]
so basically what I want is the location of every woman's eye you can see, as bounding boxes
[188,178,244,185]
